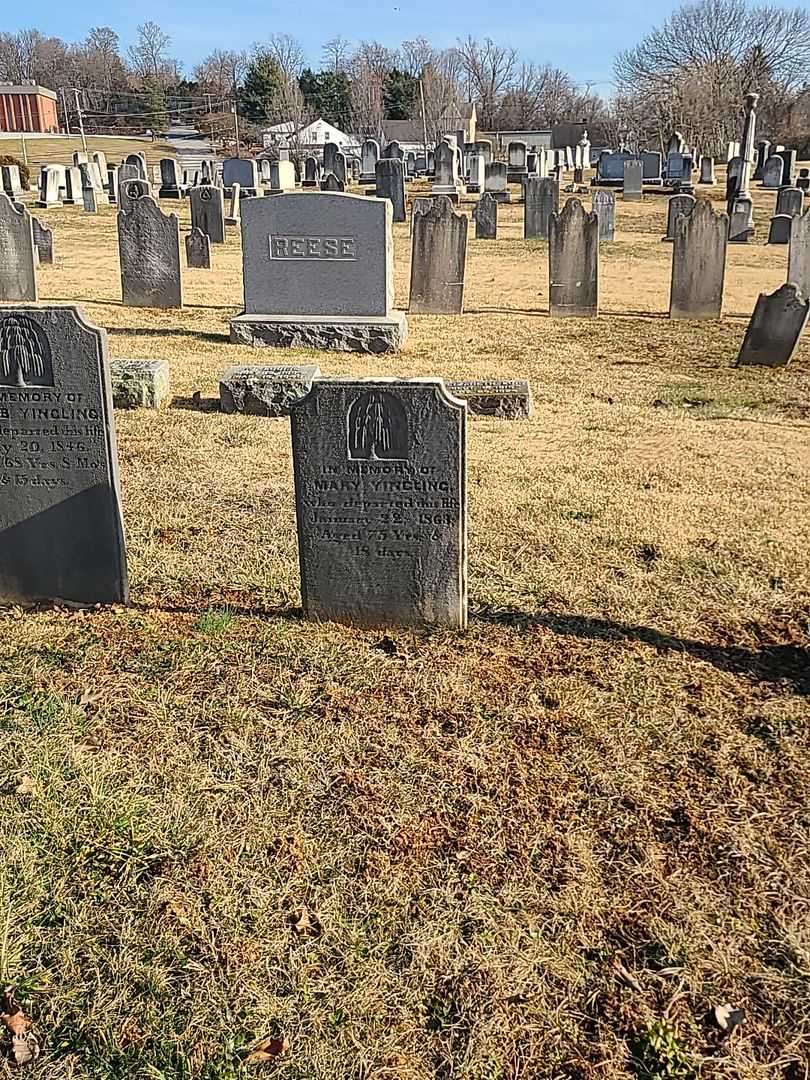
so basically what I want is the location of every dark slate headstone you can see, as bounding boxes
[641,151,663,181]
[303,156,320,187]
[778,149,797,188]
[485,161,510,202]
[118,176,150,214]
[290,378,467,629]
[548,198,599,316]
[524,177,559,239]
[776,187,803,217]
[474,192,498,239]
[726,156,743,201]
[31,215,53,265]
[118,196,182,309]
[321,172,345,193]
[383,141,403,161]
[0,304,128,606]
[409,196,467,314]
[375,159,406,222]
[222,157,258,192]
[323,142,340,173]
[663,194,696,241]
[767,214,792,244]
[219,364,320,415]
[185,227,211,268]
[190,184,225,243]
[592,189,615,241]
[753,140,770,181]
[0,193,36,301]
[159,157,182,198]
[735,283,810,367]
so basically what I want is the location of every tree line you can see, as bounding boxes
[1,2,809,154]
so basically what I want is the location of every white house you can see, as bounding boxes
[262,118,360,159]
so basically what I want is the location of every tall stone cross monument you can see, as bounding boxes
[729,92,758,243]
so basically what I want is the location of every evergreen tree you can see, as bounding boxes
[299,68,352,125]
[384,69,418,120]
[241,50,285,124]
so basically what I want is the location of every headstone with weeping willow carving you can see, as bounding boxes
[0,304,128,606]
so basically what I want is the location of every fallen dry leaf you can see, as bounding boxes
[293,907,312,935]
[1,988,40,1065]
[714,1003,745,1035]
[78,688,104,711]
[14,777,36,797]
[613,959,643,992]
[243,1035,289,1065]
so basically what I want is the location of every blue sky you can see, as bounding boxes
[4,1,673,96]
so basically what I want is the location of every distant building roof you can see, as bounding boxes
[0,83,57,100]
[381,119,424,145]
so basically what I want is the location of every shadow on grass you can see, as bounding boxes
[106,327,229,344]
[474,607,810,697]
[171,395,221,412]
[131,599,303,621]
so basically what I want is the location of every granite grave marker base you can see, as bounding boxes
[109,359,171,409]
[445,379,532,419]
[219,364,321,415]
[291,377,467,630]
[0,304,128,607]
[230,313,408,354]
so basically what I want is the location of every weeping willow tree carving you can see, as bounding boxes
[0,314,52,387]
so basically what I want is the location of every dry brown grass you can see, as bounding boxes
[0,133,176,174]
[0,170,808,1080]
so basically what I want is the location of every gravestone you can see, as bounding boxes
[524,177,559,239]
[0,304,128,606]
[159,158,182,198]
[107,166,119,205]
[669,199,728,319]
[1,165,22,198]
[109,359,170,409]
[118,196,182,309]
[321,172,345,193]
[596,151,631,183]
[475,139,493,165]
[376,159,406,222]
[37,166,61,208]
[303,156,320,187]
[405,152,417,179]
[623,159,643,200]
[118,174,150,214]
[663,194,696,241]
[230,192,407,352]
[323,142,339,174]
[699,156,715,184]
[432,140,462,202]
[259,159,272,184]
[80,163,107,206]
[444,379,532,419]
[82,185,98,213]
[222,157,258,193]
[507,141,528,183]
[788,210,810,297]
[735,283,809,367]
[0,195,36,301]
[29,214,53,265]
[333,153,347,186]
[467,153,485,193]
[383,141,404,161]
[641,151,663,182]
[125,153,146,179]
[665,152,691,188]
[92,151,108,187]
[270,161,296,193]
[797,168,810,192]
[64,167,83,205]
[767,214,792,244]
[225,183,241,225]
[778,149,797,187]
[360,139,379,184]
[592,189,615,241]
[753,140,770,180]
[548,198,598,317]
[726,156,743,200]
[190,185,225,243]
[73,151,87,167]
[219,364,320,416]
[485,161,510,203]
[474,192,497,239]
[409,196,467,315]
[290,378,466,629]
[185,227,211,268]
[762,155,785,189]
[776,187,803,217]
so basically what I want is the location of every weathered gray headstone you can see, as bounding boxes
[597,151,631,183]
[669,199,728,319]
[1,164,23,198]
[219,364,320,415]
[118,176,151,214]
[788,210,810,298]
[753,140,770,180]
[778,149,797,187]
[37,166,61,208]
[524,177,559,239]
[30,215,52,265]
[467,153,485,193]
[225,183,241,226]
[125,153,147,180]
[290,378,467,629]
[432,140,462,201]
[222,157,258,192]
[409,196,467,315]
[64,166,83,205]
[109,358,170,409]
[474,192,498,239]
[332,153,347,186]
[485,161,510,203]
[321,172,345,193]
[375,159,406,222]
[641,151,663,181]
[107,166,119,204]
[383,141,403,161]
[776,187,803,217]
[663,193,696,241]
[190,184,225,243]
[82,185,98,213]
[118,196,182,309]
[699,156,715,184]
[303,156,320,187]
[185,227,211,268]
[726,156,743,200]
[761,155,785,189]
[230,192,407,352]
[735,283,809,367]
[548,198,598,317]
[0,194,36,301]
[623,159,643,200]
[323,142,340,173]
[592,189,615,241]
[360,139,379,184]
[507,140,528,183]
[445,379,532,419]
[768,214,792,244]
[0,304,128,606]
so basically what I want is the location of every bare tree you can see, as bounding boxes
[455,35,518,128]
[127,21,180,90]
[350,58,385,138]
[322,36,352,74]
[193,49,248,100]
[264,34,306,80]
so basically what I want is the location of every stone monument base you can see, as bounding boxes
[230,312,408,353]
[358,173,376,185]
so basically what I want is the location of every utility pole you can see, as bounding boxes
[60,88,71,135]
[419,79,429,155]
[232,99,241,157]
[73,88,88,154]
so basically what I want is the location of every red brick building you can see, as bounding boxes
[0,84,59,133]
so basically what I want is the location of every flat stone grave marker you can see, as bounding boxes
[592,189,615,241]
[220,364,320,415]
[0,193,36,301]
[190,184,225,243]
[669,199,727,319]
[290,378,466,629]
[409,196,467,314]
[109,358,170,409]
[474,192,498,239]
[0,304,128,605]
[375,159,405,222]
[735,283,810,367]
[768,214,792,244]
[444,379,532,419]
[231,191,407,353]
[789,210,810,297]
[663,194,696,241]
[118,196,182,309]
[524,177,559,239]
[776,187,803,217]
[185,227,211,268]
[548,198,598,317]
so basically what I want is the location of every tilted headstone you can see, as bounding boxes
[303,156,320,187]
[788,210,810,298]
[30,214,53,265]
[548,198,598,317]
[485,161,509,203]
[230,192,407,353]
[761,155,785,189]
[669,199,727,319]
[159,158,182,198]
[219,364,320,416]
[474,192,498,239]
[321,172,345,193]
[290,378,467,629]
[118,196,182,309]
[735,283,809,367]
[663,194,696,241]
[767,214,792,245]
[360,139,379,183]
[776,187,803,217]
[622,159,643,200]
[376,159,406,222]
[409,196,467,315]
[190,185,225,243]
[524,177,559,239]
[185,227,211,268]
[0,304,128,605]
[592,189,615,241]
[222,157,258,193]
[37,166,61,208]
[0,194,36,301]
[118,177,151,214]
[699,156,715,184]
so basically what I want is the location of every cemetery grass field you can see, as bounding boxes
[0,133,176,171]
[1,176,809,1080]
